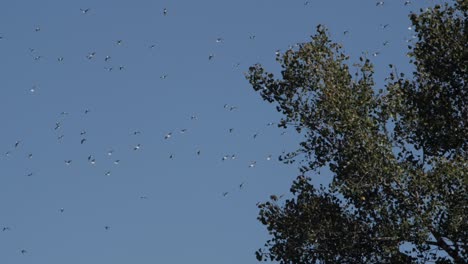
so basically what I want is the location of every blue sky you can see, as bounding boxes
[0,0,433,263]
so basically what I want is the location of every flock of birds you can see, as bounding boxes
[0,1,420,259]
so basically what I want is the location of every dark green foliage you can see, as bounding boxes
[247,1,467,263]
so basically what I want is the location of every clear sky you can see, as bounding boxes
[0,0,436,263]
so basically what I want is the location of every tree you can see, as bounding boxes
[246,1,467,263]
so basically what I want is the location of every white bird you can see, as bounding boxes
[222,192,229,197]
[266,155,272,161]
[376,1,384,6]
[105,171,111,176]
[57,57,64,62]
[114,160,120,165]
[133,144,141,150]
[104,55,111,62]
[107,149,114,156]
[65,160,72,165]
[216,38,223,43]
[14,140,21,148]
[164,132,172,139]
[163,8,168,16]
[80,8,91,14]
[249,161,256,168]
[116,40,123,45]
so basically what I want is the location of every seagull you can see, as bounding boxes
[160,74,168,79]
[119,66,125,70]
[14,140,21,148]
[20,249,27,254]
[86,52,96,59]
[57,135,64,140]
[249,161,256,168]
[104,226,111,230]
[372,52,380,57]
[169,154,174,159]
[35,26,41,32]
[149,43,157,49]
[180,129,187,134]
[57,57,64,62]
[133,144,141,150]
[5,151,11,157]
[59,208,64,213]
[190,115,198,120]
[249,34,256,40]
[383,40,390,46]
[104,67,113,71]
[229,106,237,111]
[229,128,234,133]
[376,1,384,6]
[30,85,37,93]
[113,160,120,165]
[222,155,229,161]
[215,38,223,43]
[55,122,61,130]
[208,54,214,60]
[164,132,172,139]
[28,153,33,159]
[80,8,91,14]
[104,55,111,62]
[253,133,259,139]
[222,192,229,197]
[267,122,275,126]
[107,149,114,156]
[84,109,91,114]
[404,0,411,5]
[132,131,141,135]
[116,40,123,45]
[231,154,236,160]
[65,160,72,165]
[239,182,245,189]
[80,130,87,136]
[80,138,87,144]
[196,150,201,155]
[266,155,272,161]
[2,227,10,231]
[163,8,168,16]
[140,196,148,199]
[343,30,350,35]
[26,172,33,177]
[105,171,111,176]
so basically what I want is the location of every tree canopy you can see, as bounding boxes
[246,1,467,263]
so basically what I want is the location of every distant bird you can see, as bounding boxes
[86,52,96,59]
[80,130,87,136]
[104,226,111,230]
[231,154,236,160]
[20,249,27,254]
[33,55,42,61]
[5,151,11,157]
[267,122,275,126]
[180,129,187,134]
[253,133,259,139]
[80,138,87,144]
[140,196,148,199]
[249,161,256,168]
[14,140,21,148]
[164,132,172,139]
[35,26,41,32]
[132,131,141,135]
[119,66,125,70]
[57,57,64,62]
[229,106,237,111]
[104,55,111,62]
[196,150,201,155]
[222,155,229,161]
[149,43,157,49]
[169,154,174,159]
[222,192,229,197]
[239,182,245,189]
[249,34,256,40]
[113,160,120,165]
[57,135,64,140]
[28,153,33,159]
[65,160,72,165]
[372,52,380,57]
[107,149,114,156]
[266,155,272,161]
[2,227,10,231]
[208,54,215,60]
[216,38,223,43]
[59,208,64,213]
[55,122,61,130]
[343,30,350,35]
[160,74,168,79]
[229,128,234,133]
[190,115,198,120]
[376,1,384,6]
[60,111,69,115]
[163,8,168,16]
[80,8,91,14]
[105,171,111,176]
[380,24,389,29]
[383,40,390,46]
[90,158,96,165]
[26,172,33,177]
[404,0,411,5]
[84,109,91,114]
[104,67,113,71]
[30,85,37,93]
[133,144,141,150]
[116,40,123,45]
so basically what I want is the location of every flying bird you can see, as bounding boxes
[65,160,72,165]
[80,8,91,14]
[133,144,141,150]
[80,138,87,144]
[163,8,168,16]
